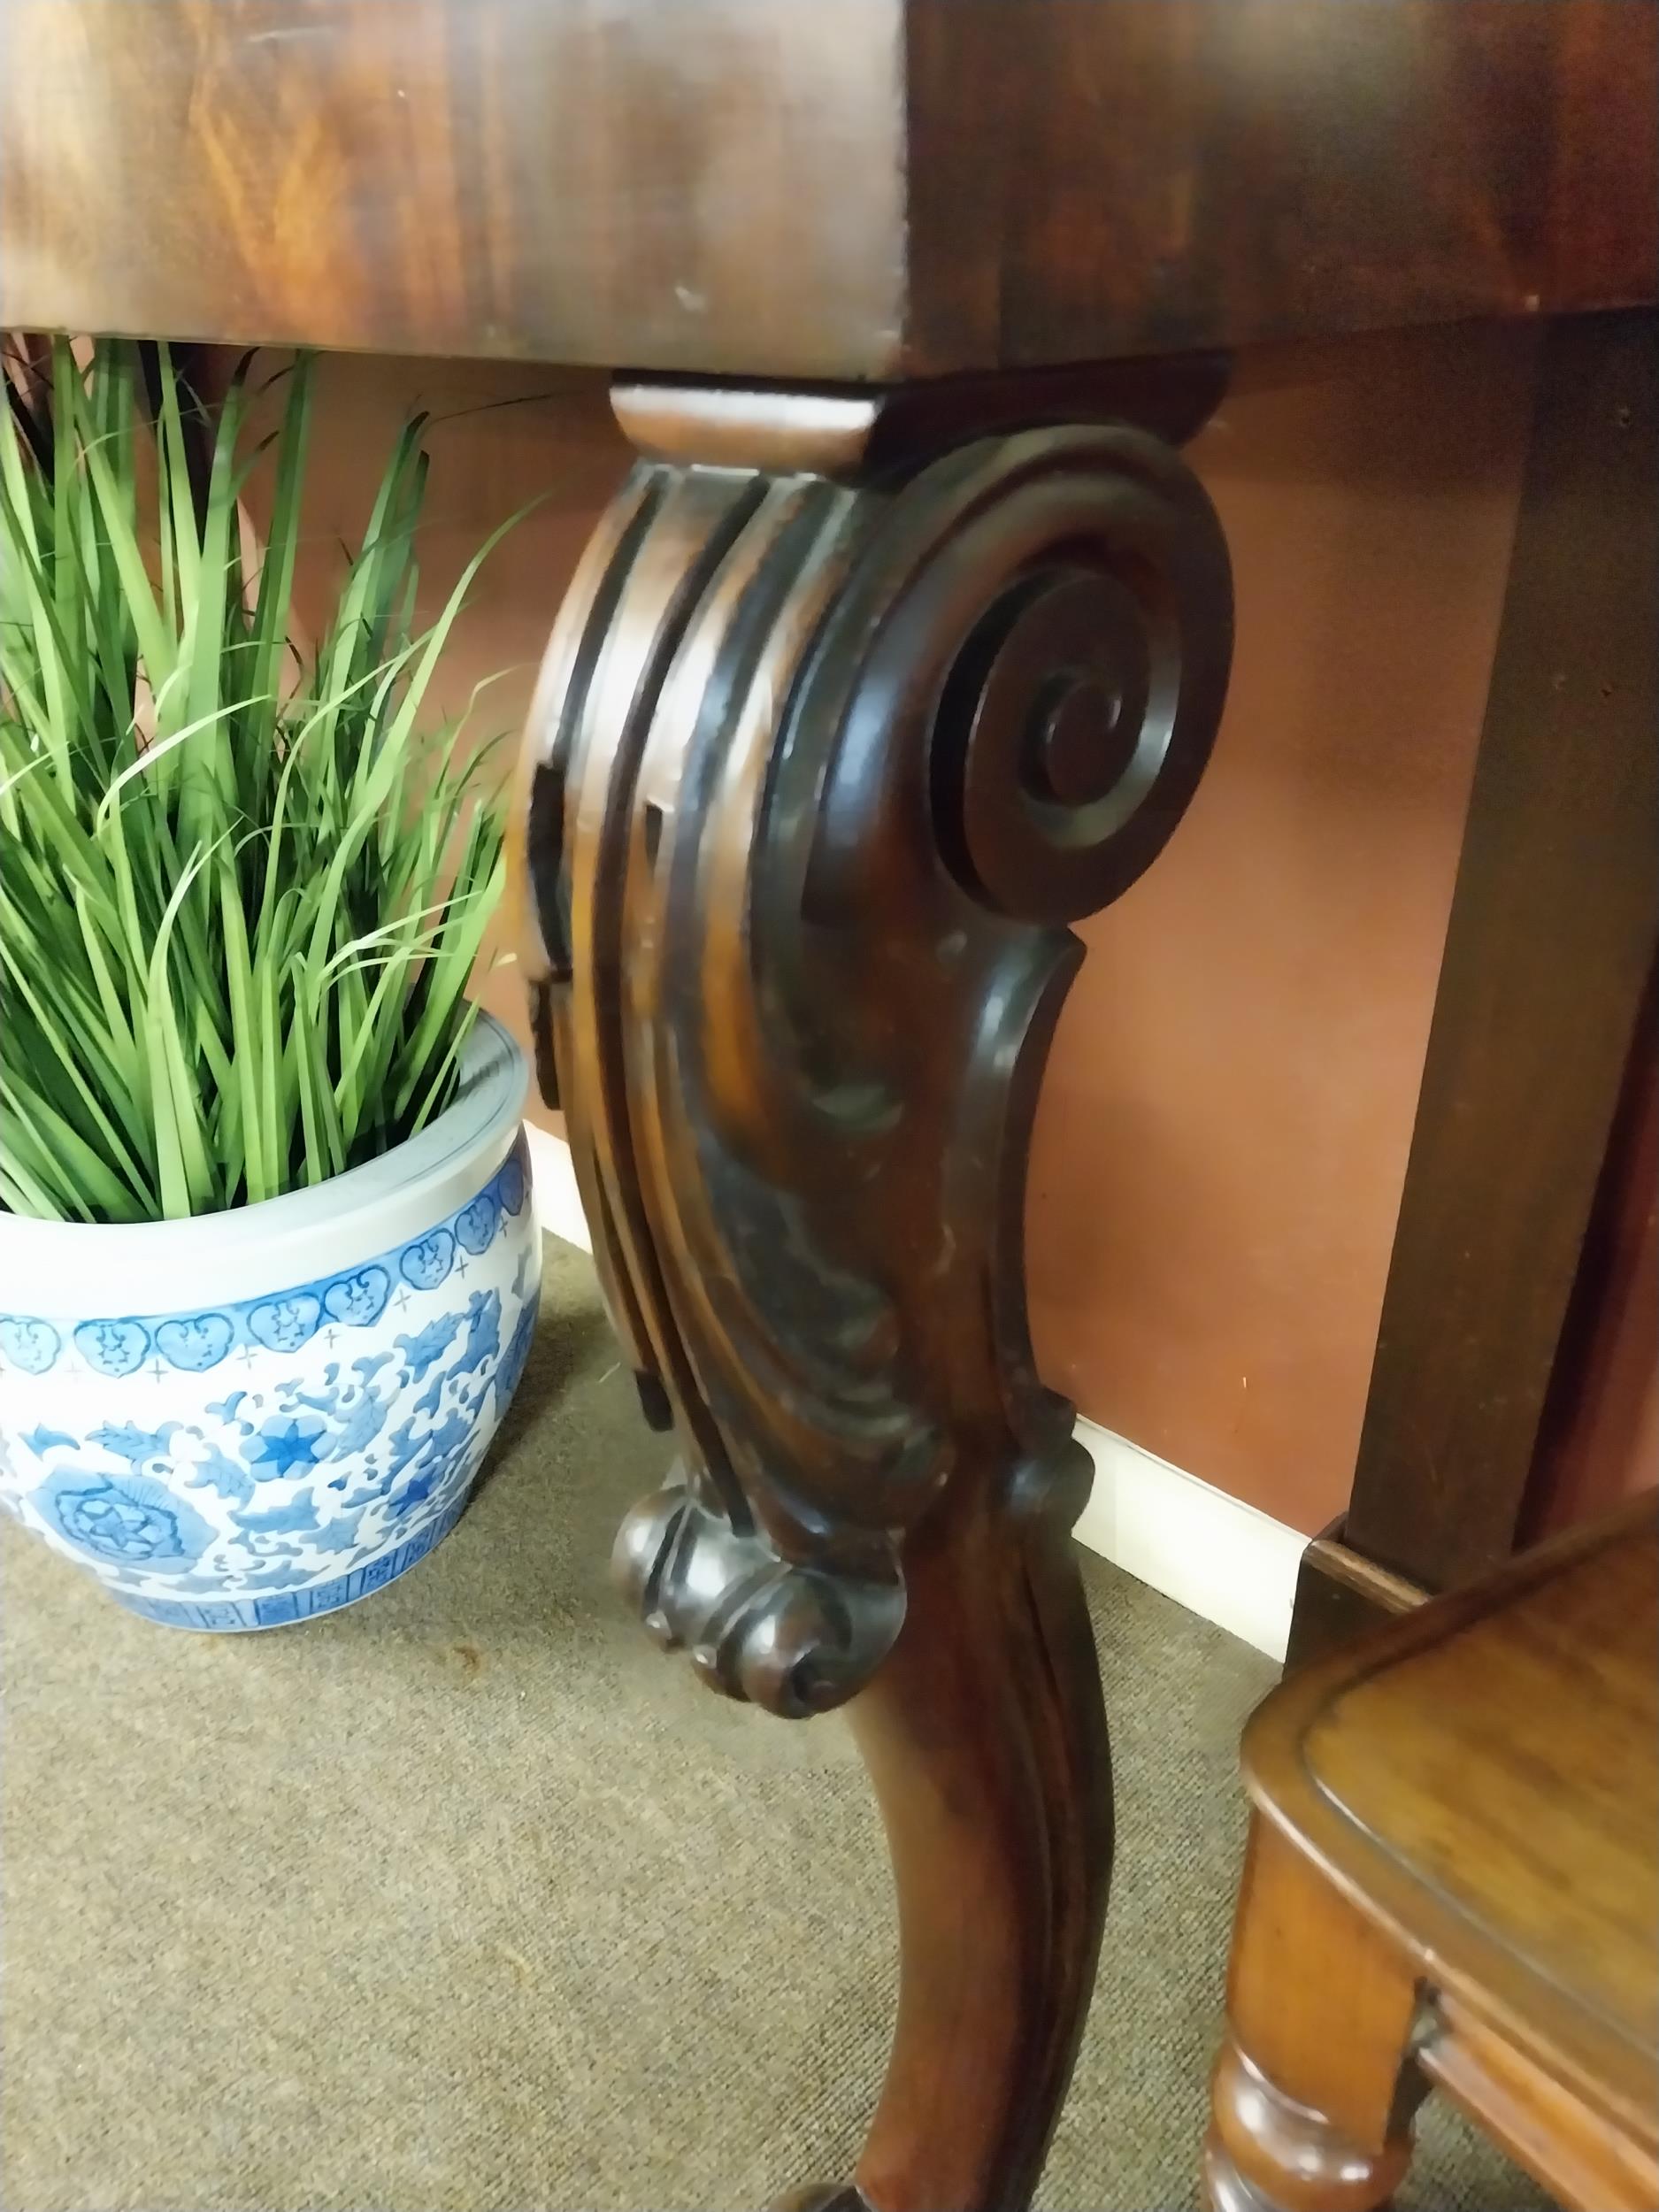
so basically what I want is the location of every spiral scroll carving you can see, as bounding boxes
[520,421,1231,1717]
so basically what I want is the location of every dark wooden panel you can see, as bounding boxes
[2,1,1652,373]
[1340,311,1659,1593]
[0,0,907,377]
[904,0,1658,370]
[1522,974,1659,1542]
[1285,1524,1426,1672]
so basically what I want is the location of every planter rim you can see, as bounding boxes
[0,1012,530,1312]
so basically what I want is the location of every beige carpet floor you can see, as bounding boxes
[3,1238,1552,2211]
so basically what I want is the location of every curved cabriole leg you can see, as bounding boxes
[772,1471,1109,2212]
[518,380,1233,2211]
[844,1462,1112,2210]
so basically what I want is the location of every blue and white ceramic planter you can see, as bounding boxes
[0,1015,540,1630]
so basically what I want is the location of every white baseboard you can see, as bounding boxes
[1071,1417,1302,1662]
[522,1121,1302,1661]
[526,1119,592,1253]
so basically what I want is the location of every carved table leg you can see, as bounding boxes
[1205,1819,1427,2212]
[842,1448,1111,2210]
[518,378,1233,2210]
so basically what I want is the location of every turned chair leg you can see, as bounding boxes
[1206,1819,1426,2212]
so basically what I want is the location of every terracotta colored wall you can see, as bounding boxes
[236,352,629,1054]
[1027,324,1541,1534]
[267,326,1654,1543]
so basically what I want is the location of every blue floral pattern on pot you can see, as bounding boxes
[0,1133,540,1631]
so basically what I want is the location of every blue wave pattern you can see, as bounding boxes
[114,1495,471,1631]
[0,1139,541,1631]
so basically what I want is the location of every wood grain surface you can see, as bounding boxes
[0,0,905,376]
[906,0,1658,369]
[1308,1530,1658,2063]
[1213,1499,1659,2212]
[4,0,1652,372]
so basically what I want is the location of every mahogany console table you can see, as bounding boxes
[4,5,1654,2205]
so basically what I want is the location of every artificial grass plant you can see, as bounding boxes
[0,340,519,1225]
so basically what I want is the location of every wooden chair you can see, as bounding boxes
[1208,1495,1658,2212]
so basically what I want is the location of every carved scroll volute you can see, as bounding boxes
[519,422,1232,1717]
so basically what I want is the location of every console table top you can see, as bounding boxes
[3,0,1653,376]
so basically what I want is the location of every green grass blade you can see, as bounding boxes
[2,343,521,1225]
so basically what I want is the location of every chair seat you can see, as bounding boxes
[1210,1496,1658,2212]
